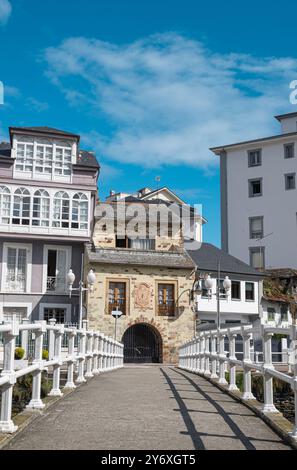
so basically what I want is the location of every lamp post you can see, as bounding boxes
[111,308,123,340]
[196,262,232,330]
[67,254,96,330]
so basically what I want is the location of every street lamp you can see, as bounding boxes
[67,257,96,330]
[195,262,232,330]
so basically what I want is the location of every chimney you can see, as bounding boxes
[110,190,115,196]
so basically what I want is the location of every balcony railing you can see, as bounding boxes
[46,276,66,293]
[5,275,26,292]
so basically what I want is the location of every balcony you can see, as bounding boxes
[46,276,66,293]
[5,275,26,293]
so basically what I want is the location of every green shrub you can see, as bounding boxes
[12,372,52,414]
[14,347,25,360]
[42,349,49,360]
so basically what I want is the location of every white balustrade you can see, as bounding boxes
[0,317,124,434]
[179,323,297,441]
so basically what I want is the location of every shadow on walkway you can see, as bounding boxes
[160,367,284,450]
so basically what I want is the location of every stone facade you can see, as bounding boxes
[86,262,195,364]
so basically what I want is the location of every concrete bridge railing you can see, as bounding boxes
[0,317,124,434]
[179,323,297,441]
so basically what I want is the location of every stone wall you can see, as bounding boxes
[86,262,195,364]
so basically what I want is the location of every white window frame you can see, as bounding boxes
[42,244,72,294]
[13,136,75,183]
[39,303,72,323]
[0,302,32,323]
[1,243,32,293]
[32,189,50,227]
[0,186,11,224]
[0,184,90,237]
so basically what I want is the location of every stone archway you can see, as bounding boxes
[122,323,163,363]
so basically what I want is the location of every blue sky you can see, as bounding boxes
[1,0,297,246]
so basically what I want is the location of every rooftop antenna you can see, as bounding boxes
[155,176,161,204]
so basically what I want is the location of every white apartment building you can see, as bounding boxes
[211,111,297,270]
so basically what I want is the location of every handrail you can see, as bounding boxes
[178,323,297,441]
[0,317,124,434]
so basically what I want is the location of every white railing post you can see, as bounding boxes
[92,332,100,375]
[228,331,239,391]
[76,324,87,383]
[48,318,56,360]
[242,328,255,400]
[218,332,228,385]
[101,335,106,371]
[49,325,64,396]
[21,317,30,359]
[204,334,211,376]
[98,334,103,372]
[0,317,19,433]
[85,331,94,379]
[262,327,278,413]
[210,332,218,379]
[27,321,46,409]
[200,334,205,375]
[65,329,76,389]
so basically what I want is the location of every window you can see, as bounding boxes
[32,189,50,227]
[231,281,241,300]
[128,238,155,250]
[201,279,209,298]
[15,141,72,179]
[250,247,265,269]
[284,143,294,159]
[245,282,255,301]
[249,179,262,197]
[115,236,155,250]
[249,217,263,239]
[0,186,11,224]
[267,307,275,322]
[248,149,262,167]
[108,282,126,315]
[15,143,33,172]
[53,191,70,228]
[46,250,67,292]
[285,173,296,190]
[3,307,28,324]
[72,193,88,229]
[12,188,31,225]
[158,283,175,316]
[43,308,66,324]
[5,247,27,292]
[280,305,288,322]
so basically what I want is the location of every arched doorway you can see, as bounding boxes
[122,324,162,363]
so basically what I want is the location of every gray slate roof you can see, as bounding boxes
[186,242,263,277]
[87,246,195,269]
[9,126,80,140]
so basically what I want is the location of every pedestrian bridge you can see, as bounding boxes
[0,319,296,450]
[2,366,291,450]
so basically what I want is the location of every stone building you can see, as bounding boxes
[85,187,201,364]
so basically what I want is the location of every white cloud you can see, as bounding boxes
[0,0,11,25]
[44,33,297,169]
[26,97,49,112]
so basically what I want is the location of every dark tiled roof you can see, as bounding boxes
[0,142,11,158]
[9,126,80,140]
[186,242,263,277]
[76,150,100,169]
[87,246,195,269]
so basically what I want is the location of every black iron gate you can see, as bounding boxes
[122,324,162,363]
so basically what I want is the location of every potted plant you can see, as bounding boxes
[14,347,29,370]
